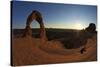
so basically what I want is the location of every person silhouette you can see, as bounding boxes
[80,46,86,54]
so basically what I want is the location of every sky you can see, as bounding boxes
[12,1,97,30]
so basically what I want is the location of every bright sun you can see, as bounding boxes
[74,23,84,30]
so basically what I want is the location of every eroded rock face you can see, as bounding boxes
[85,23,96,33]
[23,10,47,45]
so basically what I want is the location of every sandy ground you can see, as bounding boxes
[12,35,97,66]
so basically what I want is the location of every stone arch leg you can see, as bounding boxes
[39,22,47,45]
[23,25,32,37]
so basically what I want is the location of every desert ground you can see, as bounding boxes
[11,29,97,66]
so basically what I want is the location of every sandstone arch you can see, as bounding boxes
[23,10,47,45]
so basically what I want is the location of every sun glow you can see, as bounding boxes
[74,23,84,30]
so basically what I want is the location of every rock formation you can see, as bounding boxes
[85,23,96,33]
[23,10,47,45]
